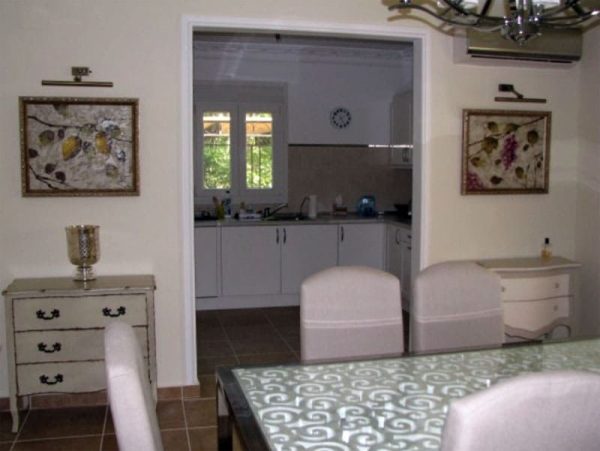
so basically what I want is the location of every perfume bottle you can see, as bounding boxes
[541,237,552,260]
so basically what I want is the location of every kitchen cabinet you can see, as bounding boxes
[389,91,413,168]
[194,227,219,298]
[3,275,156,433]
[386,224,412,311]
[478,257,581,340]
[221,224,338,297]
[338,223,385,269]
[281,225,338,294]
[221,226,281,296]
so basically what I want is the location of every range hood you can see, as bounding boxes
[465,28,582,64]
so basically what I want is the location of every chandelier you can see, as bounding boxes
[387,0,600,44]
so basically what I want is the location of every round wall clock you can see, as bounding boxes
[330,107,352,129]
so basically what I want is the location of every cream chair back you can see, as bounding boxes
[411,261,504,353]
[301,266,404,363]
[441,370,600,451]
[104,321,163,451]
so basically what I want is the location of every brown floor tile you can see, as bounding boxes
[198,375,217,399]
[13,436,102,450]
[156,400,186,430]
[161,429,190,451]
[197,340,235,358]
[158,386,183,401]
[188,426,217,451]
[101,434,118,451]
[282,334,301,352]
[223,324,279,341]
[230,337,290,355]
[0,443,13,451]
[196,310,221,326]
[184,399,216,427]
[182,384,202,399]
[197,355,238,376]
[0,410,18,441]
[237,352,298,366]
[265,307,300,326]
[18,406,106,440]
[197,325,228,341]
[217,309,269,326]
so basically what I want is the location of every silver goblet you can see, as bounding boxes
[65,225,100,281]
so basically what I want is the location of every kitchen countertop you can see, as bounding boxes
[194,213,411,229]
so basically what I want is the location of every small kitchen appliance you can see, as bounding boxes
[357,195,377,217]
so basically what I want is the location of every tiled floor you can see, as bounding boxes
[0,307,300,451]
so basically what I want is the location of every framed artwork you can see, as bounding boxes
[20,97,139,196]
[462,109,551,195]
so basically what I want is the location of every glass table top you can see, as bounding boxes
[233,338,600,450]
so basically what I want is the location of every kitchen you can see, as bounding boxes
[192,32,417,367]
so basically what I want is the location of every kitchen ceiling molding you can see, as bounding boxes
[193,39,413,67]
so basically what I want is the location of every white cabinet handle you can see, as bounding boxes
[501,286,506,292]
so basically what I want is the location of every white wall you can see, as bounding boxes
[195,40,413,145]
[0,0,592,396]
[576,27,600,335]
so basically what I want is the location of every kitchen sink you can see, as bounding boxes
[264,212,308,221]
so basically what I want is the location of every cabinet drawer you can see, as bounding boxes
[13,295,147,331]
[501,274,570,301]
[15,328,148,364]
[17,361,107,395]
[503,296,570,333]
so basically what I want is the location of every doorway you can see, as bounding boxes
[181,17,428,383]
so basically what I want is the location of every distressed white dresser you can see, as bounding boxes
[478,257,581,341]
[3,275,156,432]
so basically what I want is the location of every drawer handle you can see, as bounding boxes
[39,374,63,385]
[36,309,60,321]
[37,342,62,353]
[555,283,560,289]
[102,306,126,317]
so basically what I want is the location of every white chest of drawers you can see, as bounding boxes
[478,257,581,340]
[3,275,156,432]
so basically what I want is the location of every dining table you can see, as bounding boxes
[216,337,600,451]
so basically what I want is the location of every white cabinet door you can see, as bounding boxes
[338,223,385,269]
[281,225,338,294]
[194,227,219,298]
[386,225,403,280]
[400,229,412,308]
[221,226,281,296]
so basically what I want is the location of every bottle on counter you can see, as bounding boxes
[223,190,232,218]
[541,237,552,261]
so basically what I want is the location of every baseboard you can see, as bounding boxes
[196,293,299,310]
[0,383,202,411]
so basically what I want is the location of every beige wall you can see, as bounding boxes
[576,27,600,334]
[0,0,592,395]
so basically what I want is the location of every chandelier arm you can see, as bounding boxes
[542,11,596,22]
[389,2,507,25]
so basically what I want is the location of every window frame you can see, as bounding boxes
[194,82,288,206]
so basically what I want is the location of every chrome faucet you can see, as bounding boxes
[298,196,310,219]
[264,203,288,218]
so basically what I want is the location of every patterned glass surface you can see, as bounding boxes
[234,339,600,450]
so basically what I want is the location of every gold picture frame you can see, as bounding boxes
[20,96,139,197]
[462,109,551,195]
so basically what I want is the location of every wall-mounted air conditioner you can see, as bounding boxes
[455,28,582,65]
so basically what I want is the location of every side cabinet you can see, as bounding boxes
[338,223,386,269]
[478,257,581,340]
[3,275,157,433]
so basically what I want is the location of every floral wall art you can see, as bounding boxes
[462,109,551,194]
[20,97,139,196]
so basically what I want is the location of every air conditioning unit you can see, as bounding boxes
[462,28,582,64]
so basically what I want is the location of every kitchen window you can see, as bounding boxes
[194,83,287,205]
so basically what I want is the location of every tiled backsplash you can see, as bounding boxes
[288,145,412,213]
[195,145,412,215]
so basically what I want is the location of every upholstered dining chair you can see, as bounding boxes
[300,265,404,363]
[410,261,504,353]
[441,370,600,451]
[104,321,164,451]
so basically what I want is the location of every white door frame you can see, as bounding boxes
[180,15,431,383]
